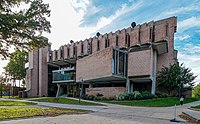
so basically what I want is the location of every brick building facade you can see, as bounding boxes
[25,17,178,98]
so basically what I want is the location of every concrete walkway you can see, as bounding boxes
[0,98,199,124]
[0,98,107,111]
[181,100,200,122]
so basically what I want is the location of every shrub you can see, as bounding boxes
[96,93,104,97]
[141,91,154,99]
[155,92,168,98]
[116,93,127,101]
[83,95,96,100]
[127,91,143,100]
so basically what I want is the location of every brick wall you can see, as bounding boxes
[76,47,113,81]
[128,49,151,77]
[86,87,126,98]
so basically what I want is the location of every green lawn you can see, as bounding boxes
[31,97,103,106]
[105,98,199,107]
[191,105,200,110]
[0,108,90,120]
[0,101,37,106]
[2,96,19,99]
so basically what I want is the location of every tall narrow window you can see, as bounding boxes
[81,42,84,54]
[88,40,92,54]
[107,38,110,47]
[97,40,100,50]
[126,33,130,47]
[60,47,63,59]
[105,38,109,48]
[49,52,52,62]
[67,47,70,57]
[116,35,118,47]
[55,51,58,60]
[150,27,152,40]
[73,46,76,57]
[166,23,169,37]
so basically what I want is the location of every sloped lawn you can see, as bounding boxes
[105,98,199,107]
[191,105,200,110]
[0,101,36,106]
[0,108,89,120]
[31,97,103,106]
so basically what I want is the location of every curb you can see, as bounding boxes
[182,112,200,123]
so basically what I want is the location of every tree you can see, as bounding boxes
[0,76,6,97]
[0,0,51,59]
[192,84,200,98]
[4,50,28,87]
[157,63,197,96]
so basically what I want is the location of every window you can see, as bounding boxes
[150,27,152,40]
[60,47,63,58]
[105,38,110,48]
[166,23,169,37]
[73,46,76,56]
[49,52,52,61]
[112,49,127,77]
[55,51,58,60]
[88,40,92,54]
[126,33,130,47]
[67,47,70,57]
[81,42,84,54]
[97,40,100,50]
[116,35,118,47]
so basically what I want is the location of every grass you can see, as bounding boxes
[0,108,90,120]
[31,97,103,106]
[191,105,200,110]
[1,96,39,100]
[105,97,200,107]
[0,101,37,106]
[2,96,20,99]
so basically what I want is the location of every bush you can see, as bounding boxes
[82,95,96,100]
[141,91,154,99]
[155,92,168,98]
[128,91,142,100]
[96,93,104,97]
[116,93,127,101]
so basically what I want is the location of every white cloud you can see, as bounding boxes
[175,34,191,41]
[178,16,200,32]
[178,52,200,84]
[156,2,200,19]
[182,44,200,54]
[93,1,143,33]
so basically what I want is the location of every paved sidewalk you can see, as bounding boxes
[37,102,107,111]
[0,98,107,111]
[182,100,200,122]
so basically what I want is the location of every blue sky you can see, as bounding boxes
[1,0,200,84]
[67,0,200,83]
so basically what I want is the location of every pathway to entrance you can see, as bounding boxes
[0,98,199,124]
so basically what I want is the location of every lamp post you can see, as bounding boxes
[125,47,131,93]
[78,78,83,103]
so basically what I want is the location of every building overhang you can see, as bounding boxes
[82,75,126,83]
[129,75,152,83]
[153,40,168,55]
[52,80,75,84]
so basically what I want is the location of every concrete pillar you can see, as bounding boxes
[151,50,157,95]
[39,47,49,97]
[56,84,61,97]
[89,83,93,88]
[130,82,134,92]
[126,78,130,93]
[25,49,39,97]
